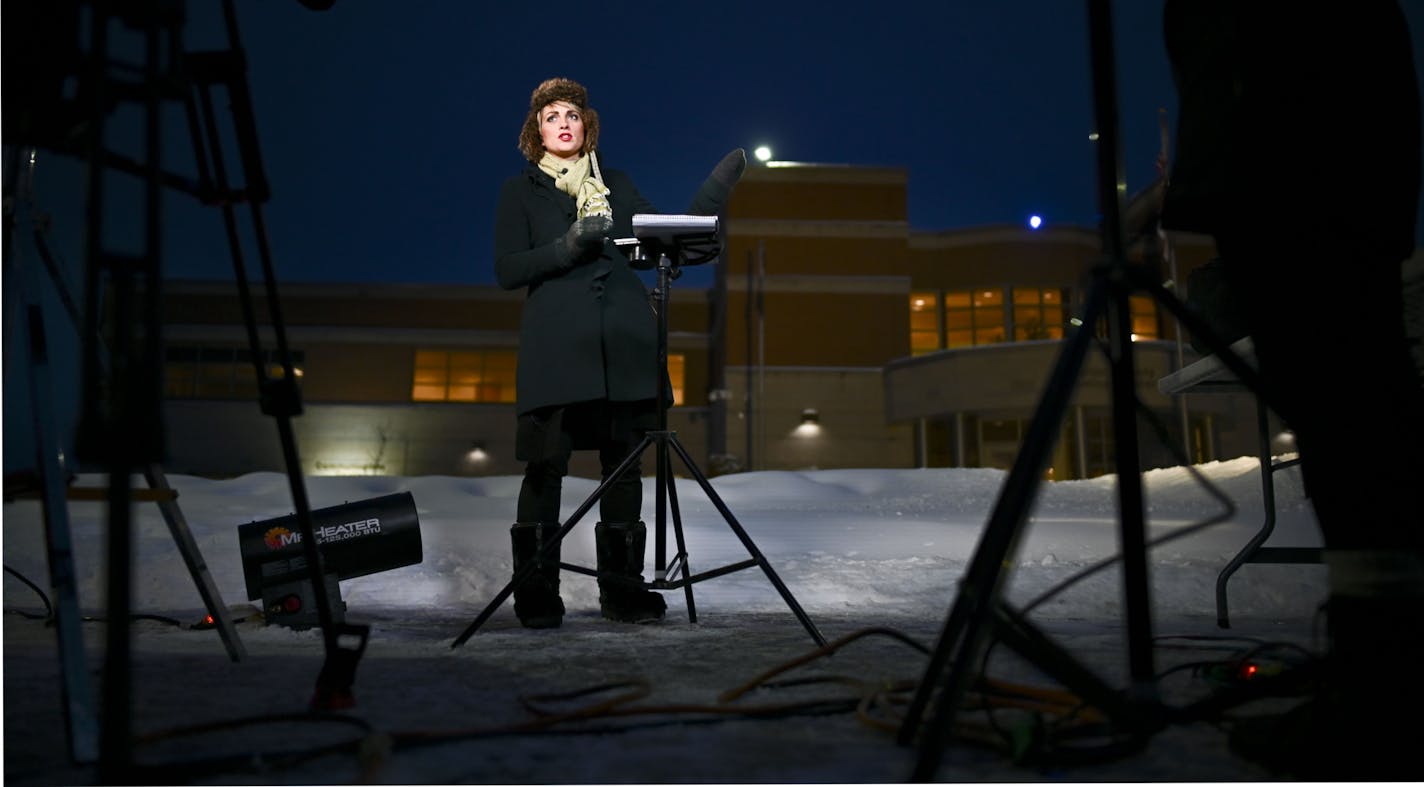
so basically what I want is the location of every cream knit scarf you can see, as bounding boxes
[539,150,612,219]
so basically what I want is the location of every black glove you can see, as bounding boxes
[556,215,612,267]
[687,148,747,215]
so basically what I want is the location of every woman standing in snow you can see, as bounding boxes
[493,77,744,629]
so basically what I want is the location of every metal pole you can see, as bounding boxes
[744,248,755,470]
[756,240,766,470]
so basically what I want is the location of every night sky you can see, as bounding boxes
[33,1,1424,293]
[6,1,1424,471]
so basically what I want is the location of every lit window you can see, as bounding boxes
[1011,287,1069,341]
[1129,294,1159,340]
[412,350,683,405]
[411,349,517,403]
[909,291,941,355]
[945,288,1006,347]
[667,353,686,406]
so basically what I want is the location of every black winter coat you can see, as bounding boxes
[494,163,660,416]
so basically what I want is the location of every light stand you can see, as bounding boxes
[452,217,826,649]
[179,0,372,713]
[895,0,1282,779]
[6,3,372,778]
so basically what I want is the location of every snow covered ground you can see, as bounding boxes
[3,457,1329,783]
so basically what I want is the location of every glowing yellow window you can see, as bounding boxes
[1012,287,1067,341]
[909,291,941,355]
[666,353,686,406]
[412,350,450,401]
[1129,294,1158,340]
[412,349,522,403]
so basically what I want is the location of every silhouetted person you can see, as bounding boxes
[1162,2,1424,779]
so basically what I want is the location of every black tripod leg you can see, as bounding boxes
[666,437,826,647]
[1083,0,1156,693]
[142,464,247,661]
[451,435,656,647]
[991,603,1154,733]
[898,284,1105,777]
[449,513,593,648]
[16,283,100,765]
[184,11,366,708]
[450,545,561,647]
[658,445,699,621]
[653,430,670,577]
[1101,286,1161,693]
[6,144,100,765]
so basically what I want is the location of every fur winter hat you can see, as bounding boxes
[518,77,600,163]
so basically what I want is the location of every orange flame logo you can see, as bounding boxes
[263,526,294,550]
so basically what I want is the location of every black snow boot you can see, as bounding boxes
[594,521,667,623]
[510,522,564,629]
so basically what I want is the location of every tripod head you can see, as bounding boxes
[616,213,721,270]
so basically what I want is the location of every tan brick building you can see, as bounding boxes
[158,162,1257,480]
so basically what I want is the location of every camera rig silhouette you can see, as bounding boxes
[896,0,1292,779]
[4,1,368,781]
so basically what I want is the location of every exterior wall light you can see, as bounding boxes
[793,408,821,437]
[467,442,488,462]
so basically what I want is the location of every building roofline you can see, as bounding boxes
[908,224,1103,249]
[742,162,908,185]
[163,279,527,300]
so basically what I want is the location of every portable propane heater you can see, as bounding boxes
[237,492,422,628]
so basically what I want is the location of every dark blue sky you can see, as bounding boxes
[7,2,1424,471]
[41,0,1424,292]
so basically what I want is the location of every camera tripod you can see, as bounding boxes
[5,1,368,779]
[452,232,826,649]
[895,0,1281,779]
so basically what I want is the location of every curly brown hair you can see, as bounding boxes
[518,77,601,163]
